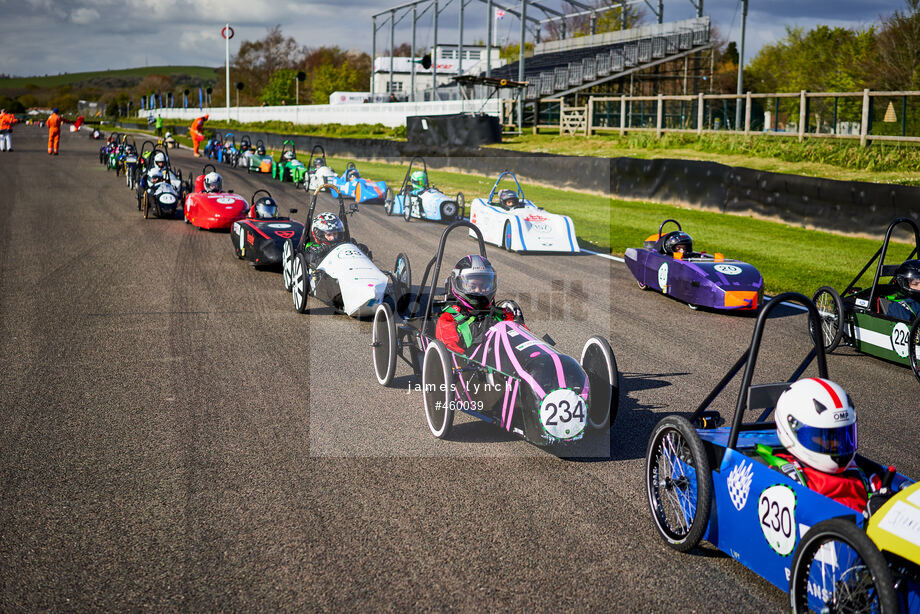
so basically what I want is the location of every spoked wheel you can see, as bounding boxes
[580,336,619,430]
[384,188,395,216]
[372,303,397,386]
[291,253,310,313]
[811,286,845,352]
[909,318,920,385]
[403,199,412,222]
[422,340,454,439]
[789,518,897,614]
[393,253,412,302]
[645,416,712,552]
[282,240,295,291]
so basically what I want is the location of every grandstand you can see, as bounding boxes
[487,17,711,100]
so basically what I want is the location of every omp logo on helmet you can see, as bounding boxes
[833,411,851,422]
[727,461,754,511]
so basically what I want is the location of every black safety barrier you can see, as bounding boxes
[406,114,501,148]
[108,121,919,235]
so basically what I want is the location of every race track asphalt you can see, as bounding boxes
[1,125,917,612]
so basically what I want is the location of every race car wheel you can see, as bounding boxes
[789,518,897,614]
[909,318,920,385]
[282,240,295,292]
[403,200,412,223]
[440,200,458,222]
[645,415,712,552]
[422,340,454,439]
[580,336,619,430]
[384,188,394,216]
[142,193,150,219]
[502,222,513,251]
[637,281,648,290]
[687,303,699,311]
[811,286,844,352]
[456,192,465,219]
[291,253,310,314]
[372,303,397,386]
[394,253,412,302]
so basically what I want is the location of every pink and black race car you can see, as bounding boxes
[230,190,304,268]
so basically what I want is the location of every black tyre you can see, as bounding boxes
[394,252,411,299]
[282,240,295,292]
[580,335,619,430]
[811,286,845,352]
[502,221,513,251]
[403,199,412,222]
[291,253,310,313]
[142,193,150,219]
[384,187,394,216]
[372,303,397,386]
[910,317,920,385]
[422,340,454,439]
[456,192,465,218]
[440,199,458,222]
[645,416,712,552]
[789,518,897,614]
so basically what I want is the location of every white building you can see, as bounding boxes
[372,44,504,100]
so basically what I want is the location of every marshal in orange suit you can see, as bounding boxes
[47,108,63,155]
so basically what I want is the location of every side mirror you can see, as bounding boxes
[289,208,298,214]
[542,333,556,346]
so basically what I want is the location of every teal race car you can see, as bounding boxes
[247,139,274,175]
[811,217,920,383]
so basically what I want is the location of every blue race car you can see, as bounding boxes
[645,292,919,613]
[330,162,388,204]
[383,156,464,224]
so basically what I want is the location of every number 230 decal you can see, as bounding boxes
[758,485,797,556]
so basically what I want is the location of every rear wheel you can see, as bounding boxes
[502,221,513,251]
[422,340,454,439]
[581,336,619,430]
[291,253,310,313]
[384,188,395,216]
[789,518,897,614]
[282,240,295,291]
[372,303,397,386]
[811,286,844,352]
[646,416,712,552]
[909,318,920,385]
[440,199,458,222]
[403,199,412,222]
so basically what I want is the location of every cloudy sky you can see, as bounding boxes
[0,0,907,77]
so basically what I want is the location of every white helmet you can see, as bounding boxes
[203,171,223,193]
[153,151,167,169]
[775,378,857,474]
[149,168,165,183]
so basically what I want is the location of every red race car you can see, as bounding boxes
[184,164,249,230]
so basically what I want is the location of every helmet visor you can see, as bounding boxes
[794,422,857,459]
[256,203,277,218]
[455,270,496,296]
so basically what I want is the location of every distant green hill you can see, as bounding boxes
[0,66,219,90]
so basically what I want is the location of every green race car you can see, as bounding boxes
[247,139,274,174]
[273,139,306,184]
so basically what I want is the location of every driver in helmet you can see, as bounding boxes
[251,195,279,220]
[150,151,168,175]
[305,212,346,266]
[887,260,920,321]
[313,156,325,168]
[498,189,522,210]
[203,171,223,193]
[436,255,515,355]
[282,150,296,162]
[409,169,427,194]
[149,168,165,185]
[662,231,693,258]
[256,144,266,156]
[346,167,360,182]
[757,378,882,513]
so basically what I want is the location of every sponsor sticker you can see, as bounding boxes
[727,461,754,511]
[267,223,292,229]
[538,389,586,440]
[216,196,237,205]
[525,213,547,223]
[877,501,920,547]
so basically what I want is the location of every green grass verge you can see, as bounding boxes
[133,129,913,297]
[0,66,218,90]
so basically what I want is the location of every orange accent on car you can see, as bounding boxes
[724,291,759,309]
[714,253,724,262]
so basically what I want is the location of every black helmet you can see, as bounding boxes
[895,259,920,299]
[499,189,520,209]
[663,231,693,256]
[447,255,497,312]
[253,196,278,219]
[346,168,360,181]
[257,144,266,155]
[313,157,326,169]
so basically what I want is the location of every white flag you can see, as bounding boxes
[495,9,505,19]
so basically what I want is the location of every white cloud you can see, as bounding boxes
[70,7,99,24]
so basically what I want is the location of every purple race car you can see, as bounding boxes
[625,219,764,311]
[370,221,620,447]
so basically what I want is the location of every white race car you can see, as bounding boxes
[383,156,465,224]
[303,144,340,193]
[468,171,579,253]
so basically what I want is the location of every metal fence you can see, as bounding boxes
[532,90,920,146]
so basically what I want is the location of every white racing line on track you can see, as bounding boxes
[579,248,808,312]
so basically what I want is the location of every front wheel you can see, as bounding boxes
[581,336,619,430]
[811,286,845,352]
[393,252,412,302]
[384,188,395,216]
[645,416,712,552]
[440,199,458,222]
[789,518,897,614]
[291,253,310,313]
[372,303,397,386]
[422,340,454,439]
[909,318,920,385]
[403,199,412,222]
[282,240,295,291]
[637,281,648,290]
[502,221,513,251]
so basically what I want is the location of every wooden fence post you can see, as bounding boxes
[697,92,704,135]
[559,98,565,135]
[860,89,870,148]
[744,91,752,135]
[798,90,807,142]
[620,95,626,136]
[586,96,594,137]
[656,93,663,138]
